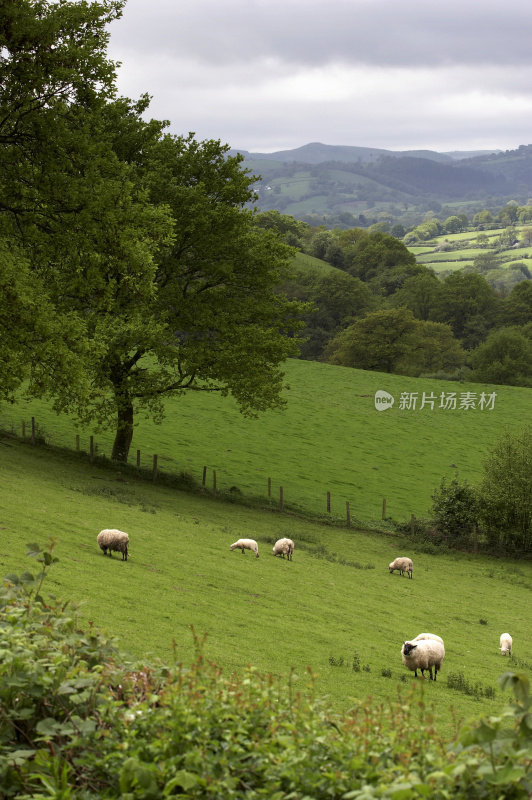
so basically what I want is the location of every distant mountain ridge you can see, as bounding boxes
[230,142,532,226]
[231,141,501,165]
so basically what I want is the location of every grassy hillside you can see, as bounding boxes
[1,435,530,741]
[1,360,529,525]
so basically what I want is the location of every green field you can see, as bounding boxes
[409,225,532,273]
[2,359,529,526]
[1,434,530,742]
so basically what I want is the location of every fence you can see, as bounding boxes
[5,415,403,531]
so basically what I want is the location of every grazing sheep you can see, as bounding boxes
[230,538,259,558]
[97,529,129,561]
[401,638,445,681]
[272,537,295,560]
[412,632,444,645]
[389,557,413,578]
[499,632,512,656]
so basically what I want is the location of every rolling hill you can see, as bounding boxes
[234,142,532,225]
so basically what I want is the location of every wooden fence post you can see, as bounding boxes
[382,498,387,519]
[89,436,94,463]
[136,449,141,468]
[31,417,35,445]
[268,477,271,498]
[410,514,415,535]
[202,466,207,487]
[279,486,284,512]
[152,454,158,482]
[22,421,26,440]
[76,434,80,451]
[346,501,351,528]
[213,470,217,496]
[327,491,331,513]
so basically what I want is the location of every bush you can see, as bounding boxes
[430,476,480,548]
[1,542,532,798]
[477,426,532,553]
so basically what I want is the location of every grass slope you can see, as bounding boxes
[1,435,531,741]
[1,360,529,524]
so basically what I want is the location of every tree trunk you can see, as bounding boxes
[111,391,134,463]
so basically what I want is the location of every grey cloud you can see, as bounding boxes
[110,0,532,68]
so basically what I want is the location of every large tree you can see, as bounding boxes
[72,131,306,462]
[1,0,306,463]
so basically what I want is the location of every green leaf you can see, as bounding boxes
[163,770,200,793]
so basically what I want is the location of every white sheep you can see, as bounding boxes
[97,529,129,561]
[389,557,413,579]
[230,538,259,558]
[401,638,445,681]
[499,632,512,656]
[272,537,295,560]
[412,632,444,645]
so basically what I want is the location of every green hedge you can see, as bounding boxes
[1,542,531,798]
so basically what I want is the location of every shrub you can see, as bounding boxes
[430,476,480,548]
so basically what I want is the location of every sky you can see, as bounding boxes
[106,0,532,155]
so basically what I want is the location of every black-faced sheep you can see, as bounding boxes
[401,638,445,681]
[499,632,512,656]
[230,538,259,558]
[97,529,129,561]
[272,537,294,560]
[389,557,413,578]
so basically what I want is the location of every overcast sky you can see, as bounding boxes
[106,0,532,154]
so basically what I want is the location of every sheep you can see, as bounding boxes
[389,557,413,578]
[230,538,259,558]
[401,638,445,681]
[412,632,444,645]
[499,632,512,656]
[97,529,129,561]
[272,537,295,560]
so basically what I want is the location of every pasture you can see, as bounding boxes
[0,434,530,741]
[1,359,529,525]
[408,223,532,273]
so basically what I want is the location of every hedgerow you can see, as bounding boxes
[1,542,531,798]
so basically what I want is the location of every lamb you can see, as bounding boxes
[230,538,259,558]
[272,537,295,560]
[389,557,413,578]
[401,638,445,681]
[97,529,129,561]
[499,632,512,656]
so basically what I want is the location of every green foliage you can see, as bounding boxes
[470,327,532,387]
[1,546,531,798]
[477,427,532,552]
[325,307,465,376]
[431,271,499,348]
[430,476,479,547]
[1,1,308,465]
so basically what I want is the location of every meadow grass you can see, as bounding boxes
[1,435,530,742]
[293,250,339,274]
[2,360,529,526]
